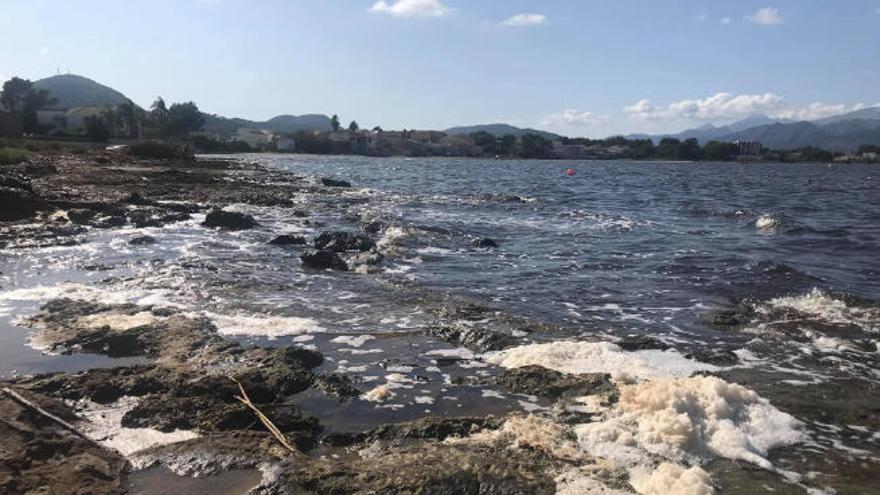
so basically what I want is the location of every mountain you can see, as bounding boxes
[813,106,880,125]
[716,119,880,152]
[627,115,788,143]
[445,123,561,140]
[201,113,331,137]
[33,74,134,109]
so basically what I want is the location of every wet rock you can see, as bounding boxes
[300,250,348,271]
[91,214,128,229]
[314,231,375,252]
[0,187,52,221]
[616,335,670,351]
[123,191,153,205]
[312,373,360,398]
[269,234,306,246]
[360,220,385,234]
[427,324,514,352]
[320,177,351,188]
[323,416,504,447]
[350,249,384,267]
[67,208,98,225]
[495,365,617,401]
[473,237,498,248]
[686,349,740,366]
[203,209,258,230]
[129,235,157,246]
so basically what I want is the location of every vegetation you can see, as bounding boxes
[348,120,359,133]
[330,114,341,132]
[0,77,56,134]
[128,141,194,159]
[191,135,253,153]
[0,147,31,165]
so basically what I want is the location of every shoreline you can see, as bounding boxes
[1,151,877,494]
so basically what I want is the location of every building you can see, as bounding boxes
[733,140,763,157]
[351,134,375,155]
[277,135,296,152]
[235,128,274,148]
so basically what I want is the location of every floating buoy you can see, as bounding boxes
[566,168,575,176]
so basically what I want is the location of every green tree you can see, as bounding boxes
[84,115,110,142]
[655,138,681,159]
[678,138,703,161]
[702,141,737,161]
[162,101,205,137]
[469,131,497,155]
[1,77,56,134]
[150,97,168,123]
[499,134,517,155]
[519,133,553,159]
[348,120,359,133]
[330,114,341,132]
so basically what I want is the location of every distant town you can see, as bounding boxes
[2,74,879,164]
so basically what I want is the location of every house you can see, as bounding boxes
[235,128,274,148]
[36,106,112,134]
[351,134,375,155]
[733,140,763,157]
[277,135,296,152]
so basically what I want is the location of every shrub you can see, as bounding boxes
[0,147,31,165]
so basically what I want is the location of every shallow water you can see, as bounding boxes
[1,155,878,492]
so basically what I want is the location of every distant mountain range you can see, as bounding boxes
[445,123,561,140]
[18,74,880,151]
[625,109,880,152]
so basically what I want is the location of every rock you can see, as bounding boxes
[67,208,97,225]
[312,374,360,398]
[616,335,670,351]
[300,250,348,271]
[323,416,504,447]
[473,237,498,248]
[91,215,127,229]
[495,365,617,401]
[269,234,307,246]
[350,250,384,266]
[427,324,514,352]
[320,177,351,188]
[203,209,258,230]
[129,235,156,246]
[314,231,375,252]
[123,192,152,205]
[685,349,740,366]
[0,187,52,221]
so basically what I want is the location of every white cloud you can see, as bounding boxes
[370,0,452,18]
[540,109,606,128]
[501,13,547,27]
[747,6,782,25]
[721,17,731,24]
[625,93,874,123]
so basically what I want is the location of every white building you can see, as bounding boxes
[235,128,274,148]
[277,136,296,152]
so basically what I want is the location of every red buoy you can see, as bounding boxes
[566,168,575,176]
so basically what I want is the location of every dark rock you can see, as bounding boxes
[350,250,384,266]
[0,187,52,221]
[495,365,617,401]
[269,234,307,246]
[685,349,740,366]
[314,231,375,252]
[300,250,348,271]
[473,237,498,248]
[67,208,98,225]
[320,177,351,188]
[91,215,127,229]
[292,209,309,218]
[24,162,58,177]
[616,335,670,351]
[323,416,504,447]
[203,209,258,230]
[361,220,385,234]
[427,324,514,352]
[129,235,156,246]
[0,173,32,191]
[123,192,152,205]
[312,373,360,398]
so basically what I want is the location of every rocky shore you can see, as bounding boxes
[1,151,878,494]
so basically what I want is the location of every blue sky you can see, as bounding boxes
[1,0,878,137]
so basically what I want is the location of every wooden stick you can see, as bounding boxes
[229,377,298,455]
[1,386,100,446]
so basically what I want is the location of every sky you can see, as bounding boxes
[1,0,879,137]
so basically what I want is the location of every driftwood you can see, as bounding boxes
[230,377,299,455]
[1,386,102,447]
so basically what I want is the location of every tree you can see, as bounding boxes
[150,97,168,123]
[678,138,703,161]
[469,131,497,155]
[1,77,56,134]
[702,141,737,161]
[84,115,110,142]
[499,134,517,155]
[330,114,341,132]
[372,125,383,133]
[348,120,359,133]
[519,133,553,159]
[655,138,681,159]
[162,101,205,137]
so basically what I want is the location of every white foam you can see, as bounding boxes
[576,376,805,470]
[81,311,158,330]
[203,312,323,339]
[73,397,198,457]
[755,214,779,230]
[330,335,375,348]
[486,341,715,383]
[629,463,714,495]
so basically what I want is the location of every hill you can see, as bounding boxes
[445,123,560,140]
[33,74,134,109]
[717,119,880,152]
[201,113,332,137]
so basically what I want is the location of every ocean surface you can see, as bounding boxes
[1,155,878,491]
